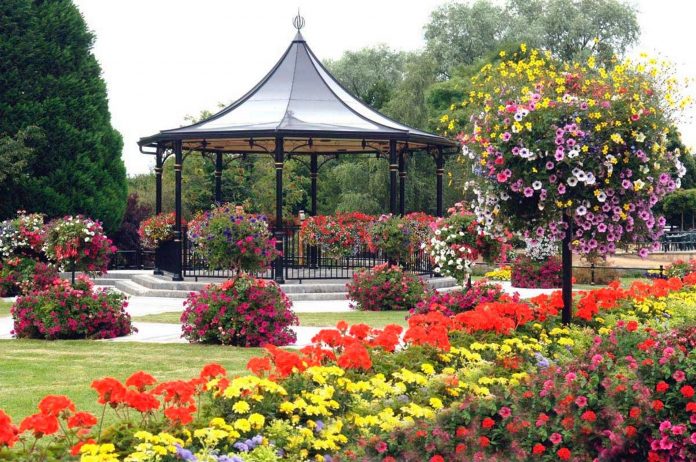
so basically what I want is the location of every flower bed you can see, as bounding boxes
[1,273,696,461]
[43,215,115,274]
[11,277,133,340]
[511,255,562,288]
[411,279,515,317]
[346,263,428,311]
[0,256,57,297]
[299,212,373,260]
[181,274,298,346]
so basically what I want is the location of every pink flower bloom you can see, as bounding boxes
[672,370,686,382]
[549,433,562,445]
[659,420,671,432]
[499,407,512,419]
[575,396,587,408]
[565,372,577,384]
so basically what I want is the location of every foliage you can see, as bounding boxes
[300,212,373,260]
[461,48,689,259]
[12,277,133,340]
[511,255,563,288]
[181,275,298,347]
[0,126,41,193]
[0,256,57,298]
[661,188,696,229]
[43,215,115,274]
[111,193,153,251]
[0,0,127,232]
[187,204,278,274]
[325,45,406,111]
[347,263,429,312]
[137,212,175,249]
[411,280,514,317]
[426,203,507,284]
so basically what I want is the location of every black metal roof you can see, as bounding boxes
[139,30,455,154]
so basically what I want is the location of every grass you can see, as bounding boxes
[0,340,261,421]
[0,299,12,317]
[133,310,410,328]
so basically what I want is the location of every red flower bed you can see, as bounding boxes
[411,280,517,317]
[346,263,428,311]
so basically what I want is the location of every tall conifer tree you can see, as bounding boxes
[0,0,126,232]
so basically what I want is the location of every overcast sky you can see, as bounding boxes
[72,0,696,176]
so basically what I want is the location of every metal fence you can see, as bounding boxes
[109,248,155,270]
[182,225,433,281]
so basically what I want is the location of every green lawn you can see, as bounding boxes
[0,299,12,317]
[134,310,410,328]
[0,340,260,420]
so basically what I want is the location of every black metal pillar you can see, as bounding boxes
[436,147,444,217]
[274,137,285,284]
[172,140,184,281]
[389,140,398,215]
[398,150,406,216]
[562,212,573,324]
[214,151,223,203]
[153,146,164,275]
[309,153,318,268]
[310,154,318,216]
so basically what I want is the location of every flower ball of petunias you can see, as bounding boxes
[458,46,691,259]
[43,216,115,274]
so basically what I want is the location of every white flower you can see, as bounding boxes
[635,132,646,143]
[532,181,542,190]
[567,177,578,187]
[568,149,579,159]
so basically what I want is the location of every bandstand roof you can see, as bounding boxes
[138,24,455,155]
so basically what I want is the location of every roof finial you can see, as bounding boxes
[293,9,305,31]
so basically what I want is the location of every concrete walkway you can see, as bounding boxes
[0,284,564,344]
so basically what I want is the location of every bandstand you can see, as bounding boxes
[138,15,457,282]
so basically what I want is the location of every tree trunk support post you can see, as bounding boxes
[153,146,164,275]
[398,148,407,216]
[214,151,223,204]
[389,140,398,215]
[274,137,285,284]
[562,211,573,324]
[172,140,184,281]
[435,147,444,217]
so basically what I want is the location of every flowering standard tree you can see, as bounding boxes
[43,216,116,281]
[137,212,175,249]
[460,47,690,322]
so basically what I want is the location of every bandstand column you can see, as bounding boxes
[153,146,164,275]
[389,140,397,215]
[398,149,407,216]
[214,151,223,203]
[309,153,318,268]
[274,137,285,284]
[172,140,184,281]
[436,147,444,217]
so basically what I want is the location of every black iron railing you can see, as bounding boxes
[181,225,433,281]
[109,248,155,270]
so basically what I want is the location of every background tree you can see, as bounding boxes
[0,0,127,233]
[0,126,42,203]
[111,193,152,251]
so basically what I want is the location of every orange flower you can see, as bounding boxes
[337,342,372,370]
[125,371,158,391]
[247,357,273,377]
[38,395,75,417]
[19,413,59,437]
[164,405,196,425]
[199,363,226,380]
[124,390,161,413]
[0,410,18,448]
[91,377,127,406]
[67,412,98,429]
[153,381,196,405]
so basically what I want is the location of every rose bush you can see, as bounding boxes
[11,277,133,340]
[346,263,429,311]
[181,274,298,347]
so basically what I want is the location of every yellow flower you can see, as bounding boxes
[232,400,250,414]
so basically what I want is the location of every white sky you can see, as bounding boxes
[72,0,696,176]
